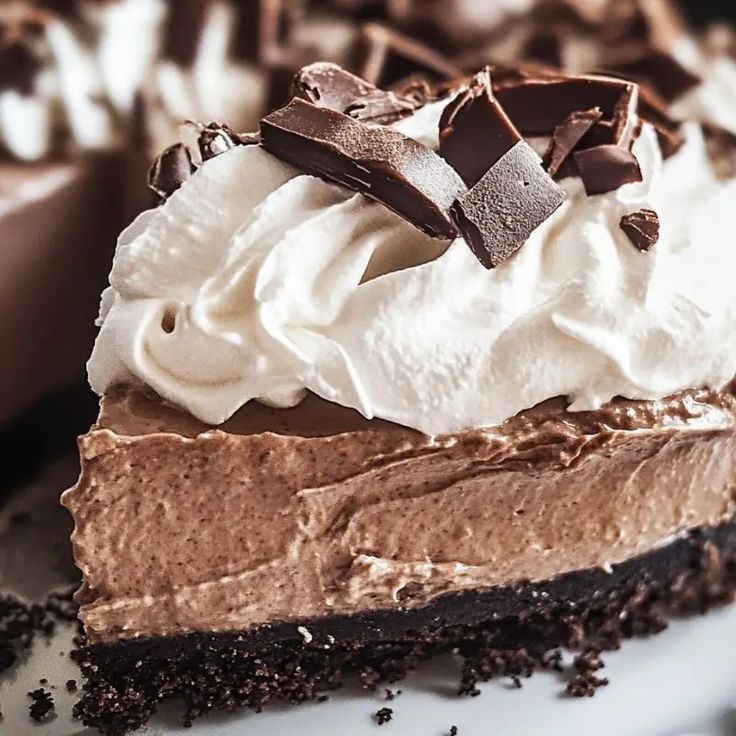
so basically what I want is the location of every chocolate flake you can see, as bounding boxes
[574,145,642,196]
[260,97,467,239]
[439,67,521,187]
[450,141,566,269]
[543,107,604,178]
[148,144,195,200]
[291,62,416,124]
[619,209,660,251]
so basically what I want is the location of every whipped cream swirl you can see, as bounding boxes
[89,97,736,435]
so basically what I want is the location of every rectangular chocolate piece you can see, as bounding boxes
[439,68,522,187]
[260,98,467,239]
[450,141,566,269]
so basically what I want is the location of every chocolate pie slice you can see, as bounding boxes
[64,58,736,735]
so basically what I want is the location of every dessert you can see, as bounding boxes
[64,56,736,734]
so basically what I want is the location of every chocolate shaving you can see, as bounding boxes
[291,62,416,124]
[574,145,642,196]
[450,141,566,269]
[619,209,660,251]
[260,97,467,239]
[148,144,195,200]
[354,22,462,87]
[608,50,700,102]
[439,67,522,187]
[543,107,604,178]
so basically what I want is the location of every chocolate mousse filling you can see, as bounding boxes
[66,383,736,733]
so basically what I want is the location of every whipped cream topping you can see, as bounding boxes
[89,96,736,435]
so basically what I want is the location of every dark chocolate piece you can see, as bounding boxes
[196,122,256,162]
[147,144,195,200]
[291,62,416,124]
[608,50,700,102]
[619,209,660,251]
[636,84,684,159]
[574,145,642,196]
[702,122,736,178]
[354,22,462,87]
[450,141,565,269]
[260,97,467,239]
[494,76,636,144]
[543,107,604,178]
[439,67,521,187]
[0,8,46,96]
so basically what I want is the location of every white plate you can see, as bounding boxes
[2,458,736,736]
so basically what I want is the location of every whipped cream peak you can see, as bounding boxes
[89,93,736,435]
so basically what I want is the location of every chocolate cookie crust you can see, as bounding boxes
[73,520,736,735]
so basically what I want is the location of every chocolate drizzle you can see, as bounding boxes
[260,97,467,239]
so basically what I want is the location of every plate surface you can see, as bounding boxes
[1,458,735,736]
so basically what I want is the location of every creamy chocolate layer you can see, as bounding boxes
[0,153,148,425]
[64,384,736,644]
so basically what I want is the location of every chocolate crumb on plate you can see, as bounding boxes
[449,726,459,736]
[620,209,660,251]
[260,97,467,239]
[28,687,55,722]
[66,679,78,693]
[374,706,393,725]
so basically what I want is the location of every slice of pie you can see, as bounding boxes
[63,59,736,735]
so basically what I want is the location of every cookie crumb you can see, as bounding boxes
[374,706,393,725]
[66,679,78,693]
[28,688,55,722]
[449,727,458,736]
